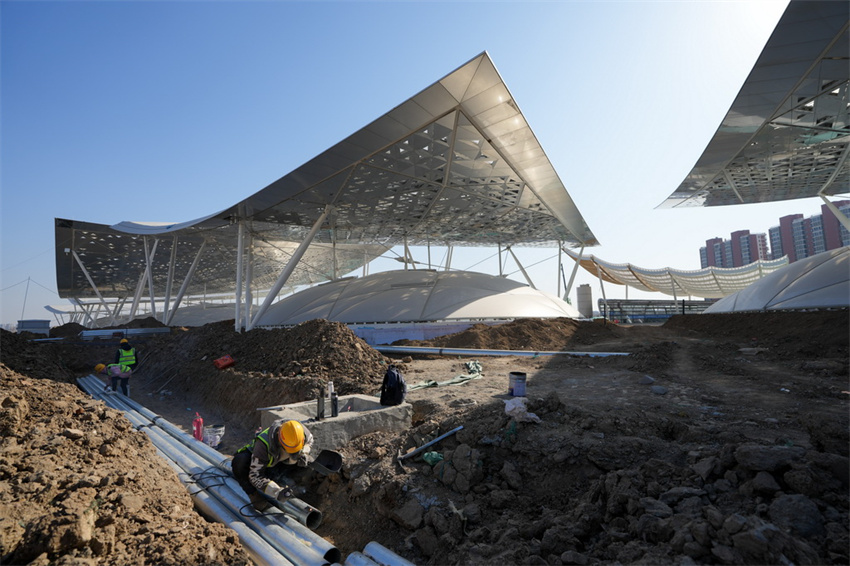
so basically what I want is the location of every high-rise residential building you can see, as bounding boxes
[703,201,850,266]
[700,230,769,268]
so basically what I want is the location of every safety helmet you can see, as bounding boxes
[278,420,305,454]
[94,363,106,373]
[120,338,129,344]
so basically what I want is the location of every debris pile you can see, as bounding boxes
[0,366,250,565]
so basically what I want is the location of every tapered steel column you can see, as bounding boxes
[248,205,333,330]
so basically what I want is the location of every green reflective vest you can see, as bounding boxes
[118,347,136,366]
[239,427,274,466]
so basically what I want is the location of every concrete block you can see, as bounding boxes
[260,394,411,451]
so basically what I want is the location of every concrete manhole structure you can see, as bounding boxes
[260,394,412,451]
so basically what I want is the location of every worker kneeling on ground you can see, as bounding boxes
[232,419,313,512]
[95,362,133,396]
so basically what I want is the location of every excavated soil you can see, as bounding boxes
[1,310,848,565]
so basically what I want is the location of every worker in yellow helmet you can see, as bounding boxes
[115,338,138,372]
[232,419,314,511]
[94,362,133,396]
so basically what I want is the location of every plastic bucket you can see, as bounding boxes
[508,372,527,397]
[203,425,225,449]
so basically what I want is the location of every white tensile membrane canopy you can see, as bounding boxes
[704,247,849,313]
[256,270,580,326]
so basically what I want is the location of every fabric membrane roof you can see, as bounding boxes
[56,52,596,303]
[563,247,790,300]
[256,269,581,326]
[704,247,849,312]
[659,1,849,208]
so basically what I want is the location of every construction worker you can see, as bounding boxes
[95,362,133,396]
[232,419,313,511]
[115,338,137,371]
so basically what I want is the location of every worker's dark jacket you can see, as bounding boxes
[237,420,313,492]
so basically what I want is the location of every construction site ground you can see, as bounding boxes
[1,309,848,565]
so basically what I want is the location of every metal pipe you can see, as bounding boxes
[78,382,297,566]
[399,426,463,461]
[363,541,417,566]
[374,345,629,358]
[346,552,380,566]
[268,497,322,530]
[79,376,339,564]
[108,388,326,533]
[216,459,324,530]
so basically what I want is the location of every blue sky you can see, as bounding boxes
[3,0,827,327]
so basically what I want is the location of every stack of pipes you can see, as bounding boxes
[77,375,338,566]
[77,375,417,566]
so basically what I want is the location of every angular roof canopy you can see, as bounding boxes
[563,247,790,299]
[56,52,597,304]
[659,0,849,208]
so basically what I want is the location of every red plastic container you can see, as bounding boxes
[214,355,235,369]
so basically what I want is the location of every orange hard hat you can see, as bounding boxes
[120,338,129,344]
[94,364,106,373]
[278,420,305,454]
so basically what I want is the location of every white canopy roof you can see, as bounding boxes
[563,247,790,299]
[256,269,580,326]
[704,247,849,312]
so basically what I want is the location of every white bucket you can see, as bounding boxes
[203,425,225,449]
[508,372,527,397]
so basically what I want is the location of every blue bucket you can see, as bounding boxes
[508,372,527,397]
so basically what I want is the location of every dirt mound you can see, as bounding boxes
[395,318,629,351]
[0,364,250,565]
[0,329,78,381]
[2,311,847,565]
[50,322,87,338]
[103,316,168,329]
[663,309,849,357]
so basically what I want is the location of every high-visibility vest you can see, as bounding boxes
[238,427,274,466]
[118,347,136,366]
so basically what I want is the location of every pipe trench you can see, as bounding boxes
[77,375,415,566]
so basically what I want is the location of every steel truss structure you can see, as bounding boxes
[659,1,850,215]
[55,52,598,329]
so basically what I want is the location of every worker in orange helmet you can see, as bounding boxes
[232,419,314,511]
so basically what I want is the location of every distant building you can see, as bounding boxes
[700,230,769,268]
[703,201,850,266]
[768,201,850,262]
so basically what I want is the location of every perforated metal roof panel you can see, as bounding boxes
[659,1,849,208]
[56,52,596,301]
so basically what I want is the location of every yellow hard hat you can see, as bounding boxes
[278,420,305,454]
[94,364,106,373]
[120,338,129,344]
